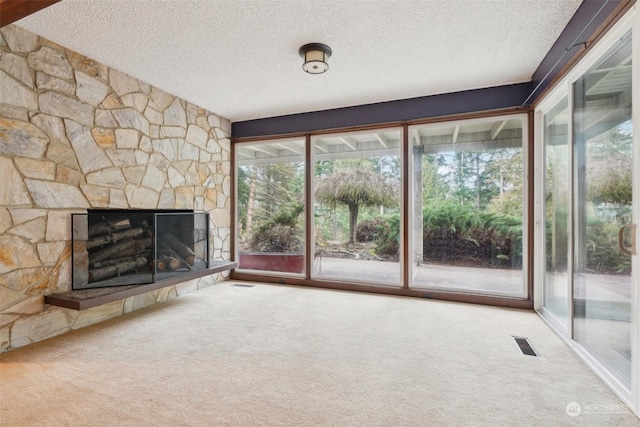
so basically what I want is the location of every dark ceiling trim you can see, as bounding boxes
[531,0,635,107]
[232,83,531,139]
[0,0,62,28]
[527,0,629,104]
[232,0,624,140]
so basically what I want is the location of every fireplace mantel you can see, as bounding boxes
[49,209,237,310]
[45,261,237,310]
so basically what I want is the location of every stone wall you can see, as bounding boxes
[0,25,232,353]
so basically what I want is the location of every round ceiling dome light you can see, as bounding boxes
[299,43,332,74]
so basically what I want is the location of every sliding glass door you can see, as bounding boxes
[573,31,634,386]
[537,11,637,410]
[542,96,570,330]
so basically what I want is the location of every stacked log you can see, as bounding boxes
[89,257,148,282]
[154,256,182,271]
[90,255,145,270]
[162,233,196,265]
[159,241,191,271]
[90,238,137,263]
[86,227,145,249]
[85,216,200,283]
[88,218,130,237]
[87,218,151,283]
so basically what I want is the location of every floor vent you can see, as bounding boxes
[232,284,255,288]
[513,337,538,357]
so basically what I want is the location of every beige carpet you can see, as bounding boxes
[1,282,638,426]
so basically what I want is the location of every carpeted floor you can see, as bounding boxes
[1,282,638,426]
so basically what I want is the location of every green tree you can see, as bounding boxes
[237,166,251,235]
[251,163,303,224]
[485,148,523,216]
[238,162,304,249]
[586,126,632,206]
[422,154,447,204]
[315,167,397,244]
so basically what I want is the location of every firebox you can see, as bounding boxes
[71,209,209,290]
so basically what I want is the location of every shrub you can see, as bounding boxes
[249,203,304,253]
[249,224,302,253]
[584,216,631,274]
[356,218,390,242]
[421,203,522,268]
[374,214,401,257]
[349,204,524,266]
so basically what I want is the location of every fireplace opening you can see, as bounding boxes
[72,209,209,290]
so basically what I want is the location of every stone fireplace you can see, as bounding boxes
[72,209,210,289]
[0,25,232,352]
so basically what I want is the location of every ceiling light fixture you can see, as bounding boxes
[299,43,332,74]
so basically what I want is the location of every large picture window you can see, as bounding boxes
[311,129,402,286]
[409,116,527,296]
[233,118,528,298]
[235,138,306,275]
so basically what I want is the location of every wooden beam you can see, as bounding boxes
[314,141,329,153]
[249,144,278,157]
[0,0,61,28]
[338,137,357,151]
[412,129,421,146]
[421,138,522,154]
[452,125,460,143]
[276,142,302,155]
[491,120,507,140]
[237,148,254,158]
[374,133,388,148]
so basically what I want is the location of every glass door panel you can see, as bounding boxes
[236,138,306,275]
[311,129,401,286]
[573,31,633,386]
[409,116,526,296]
[543,96,570,327]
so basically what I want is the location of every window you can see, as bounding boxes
[235,138,306,275]
[311,129,402,286]
[409,116,527,296]
[535,9,637,411]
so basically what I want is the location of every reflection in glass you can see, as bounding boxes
[573,31,632,386]
[543,97,570,326]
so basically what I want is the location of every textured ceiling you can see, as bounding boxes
[16,0,583,122]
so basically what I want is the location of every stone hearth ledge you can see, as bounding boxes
[45,261,237,310]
